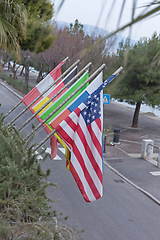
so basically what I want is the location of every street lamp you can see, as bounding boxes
[26,55,30,94]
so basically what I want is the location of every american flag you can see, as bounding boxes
[55,72,103,202]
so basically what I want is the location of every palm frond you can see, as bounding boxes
[56,0,160,39]
[0,0,27,52]
[105,3,160,40]
[117,0,126,28]
[56,0,65,15]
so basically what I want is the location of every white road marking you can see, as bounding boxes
[45,148,51,154]
[59,148,65,154]
[47,147,65,161]
[150,171,160,176]
[53,147,65,160]
[35,147,65,161]
[53,154,62,161]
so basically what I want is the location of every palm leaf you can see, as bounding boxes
[0,0,27,52]
[56,0,65,15]
[117,0,127,28]
[104,3,160,40]
[55,0,160,38]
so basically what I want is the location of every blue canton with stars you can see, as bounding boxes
[81,91,101,126]
[81,74,116,125]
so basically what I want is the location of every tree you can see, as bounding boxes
[105,33,160,128]
[0,112,81,239]
[0,0,27,79]
[0,0,27,52]
[44,19,113,74]
[11,0,56,86]
[17,0,55,53]
[68,19,84,34]
[30,51,49,83]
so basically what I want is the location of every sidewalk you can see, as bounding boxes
[103,102,160,204]
[1,67,160,204]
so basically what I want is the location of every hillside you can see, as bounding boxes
[56,20,136,51]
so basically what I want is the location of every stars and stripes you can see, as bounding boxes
[54,71,121,202]
[55,72,103,202]
[6,59,122,203]
[21,62,121,202]
[81,93,101,125]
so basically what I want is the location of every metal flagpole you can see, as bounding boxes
[25,63,106,141]
[9,59,80,125]
[33,65,124,151]
[5,57,69,119]
[18,62,92,131]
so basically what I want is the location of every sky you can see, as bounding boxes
[52,0,160,41]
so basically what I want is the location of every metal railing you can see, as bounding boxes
[147,143,160,168]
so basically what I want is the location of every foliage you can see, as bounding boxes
[1,17,113,83]
[44,19,113,74]
[17,0,55,54]
[106,33,160,107]
[16,0,54,21]
[0,113,81,239]
[29,52,49,83]
[1,0,55,80]
[0,0,27,53]
[105,33,160,127]
[14,0,56,85]
[20,16,56,54]
[0,72,33,94]
[68,19,84,34]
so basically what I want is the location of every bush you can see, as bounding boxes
[0,113,81,239]
[0,72,32,94]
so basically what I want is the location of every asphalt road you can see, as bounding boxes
[1,83,160,240]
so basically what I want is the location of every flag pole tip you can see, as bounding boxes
[113,66,123,75]
[64,56,69,62]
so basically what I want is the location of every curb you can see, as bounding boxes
[104,160,160,206]
[0,80,23,100]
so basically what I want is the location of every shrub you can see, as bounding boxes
[0,113,81,239]
[0,72,32,94]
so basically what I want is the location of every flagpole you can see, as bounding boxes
[9,59,80,125]
[23,62,92,140]
[113,66,123,75]
[25,63,106,142]
[18,62,92,132]
[5,57,69,119]
[33,65,124,151]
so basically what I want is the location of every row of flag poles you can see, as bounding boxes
[5,57,123,202]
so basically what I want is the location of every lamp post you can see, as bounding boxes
[26,55,30,94]
[0,49,3,72]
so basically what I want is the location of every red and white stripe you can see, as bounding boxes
[55,73,103,202]
[22,62,64,108]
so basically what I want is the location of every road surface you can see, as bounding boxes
[1,83,160,240]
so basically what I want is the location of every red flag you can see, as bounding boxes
[22,63,77,159]
[22,62,64,108]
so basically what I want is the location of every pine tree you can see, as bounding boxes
[105,33,160,128]
[0,112,80,239]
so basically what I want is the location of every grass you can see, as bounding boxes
[0,71,33,94]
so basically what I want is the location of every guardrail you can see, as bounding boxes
[148,143,160,168]
[141,139,160,168]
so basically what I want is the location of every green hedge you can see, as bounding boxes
[0,72,33,95]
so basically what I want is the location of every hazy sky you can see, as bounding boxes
[52,0,160,41]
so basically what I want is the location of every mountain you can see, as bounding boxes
[56,21,136,51]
